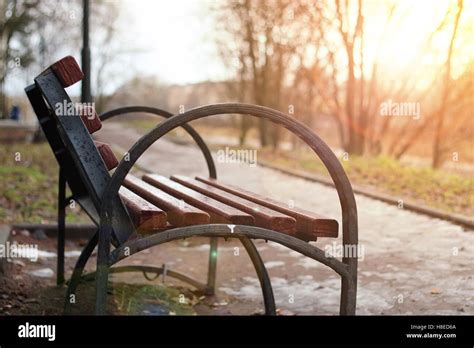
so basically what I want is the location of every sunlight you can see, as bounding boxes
[363,0,474,80]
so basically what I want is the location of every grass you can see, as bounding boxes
[0,143,89,224]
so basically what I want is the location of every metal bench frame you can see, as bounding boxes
[26,64,358,316]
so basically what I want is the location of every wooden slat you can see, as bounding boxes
[94,141,118,170]
[119,186,167,233]
[124,175,210,227]
[196,176,338,239]
[79,105,102,133]
[143,174,255,225]
[49,56,84,87]
[171,175,296,234]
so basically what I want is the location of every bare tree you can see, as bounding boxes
[212,0,313,149]
[432,0,464,168]
[2,0,128,115]
[0,0,38,118]
[213,0,471,164]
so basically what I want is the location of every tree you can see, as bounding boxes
[212,0,315,149]
[0,0,37,118]
[2,0,128,116]
[301,0,470,164]
[432,0,464,168]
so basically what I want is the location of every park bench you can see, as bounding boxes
[25,56,358,315]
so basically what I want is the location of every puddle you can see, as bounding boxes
[27,268,54,278]
[141,304,171,315]
[36,250,57,258]
[35,250,82,259]
[264,261,285,269]
[294,258,321,269]
[65,250,82,257]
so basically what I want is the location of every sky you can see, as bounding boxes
[119,0,227,85]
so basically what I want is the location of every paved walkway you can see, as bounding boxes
[94,122,473,315]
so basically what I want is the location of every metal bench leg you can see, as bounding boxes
[64,232,98,313]
[57,167,66,285]
[239,237,276,315]
[205,237,218,295]
[95,224,112,315]
[340,258,357,315]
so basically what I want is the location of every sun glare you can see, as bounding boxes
[361,0,473,82]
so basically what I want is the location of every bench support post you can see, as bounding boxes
[340,258,357,315]
[64,232,98,313]
[95,225,112,315]
[205,237,218,295]
[239,237,276,315]
[57,167,66,285]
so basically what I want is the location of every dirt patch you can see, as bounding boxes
[0,232,265,315]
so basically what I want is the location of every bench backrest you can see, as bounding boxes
[25,56,134,245]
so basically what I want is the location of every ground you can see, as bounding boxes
[0,121,473,315]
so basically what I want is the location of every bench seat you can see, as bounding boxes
[117,174,338,241]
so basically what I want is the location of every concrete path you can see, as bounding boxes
[94,122,473,315]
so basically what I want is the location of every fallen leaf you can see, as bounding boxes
[276,308,296,316]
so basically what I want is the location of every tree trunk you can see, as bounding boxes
[431,0,463,168]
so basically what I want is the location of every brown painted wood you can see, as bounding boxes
[93,141,119,170]
[49,56,84,87]
[196,176,338,239]
[143,174,255,225]
[123,175,210,227]
[119,186,167,233]
[79,105,102,133]
[171,175,296,234]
